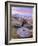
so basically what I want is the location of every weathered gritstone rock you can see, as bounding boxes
[10,17,23,26]
[16,27,32,38]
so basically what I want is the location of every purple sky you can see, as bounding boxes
[11,7,33,18]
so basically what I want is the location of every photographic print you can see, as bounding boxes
[5,1,37,45]
[10,7,33,39]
